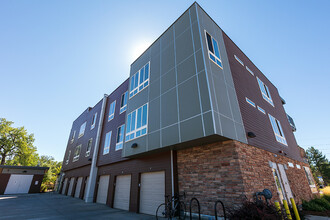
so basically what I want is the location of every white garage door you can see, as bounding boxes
[4,174,33,194]
[83,176,89,200]
[96,175,110,204]
[67,177,75,196]
[74,177,83,198]
[61,178,68,194]
[113,175,131,210]
[139,171,165,216]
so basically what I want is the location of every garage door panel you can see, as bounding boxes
[139,171,165,216]
[113,175,131,210]
[96,175,110,204]
[4,175,33,194]
[61,178,68,194]
[74,177,83,198]
[67,177,75,196]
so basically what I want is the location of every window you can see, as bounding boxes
[116,124,125,151]
[103,131,112,155]
[120,92,128,114]
[91,113,97,130]
[78,122,86,138]
[205,31,223,68]
[296,164,301,169]
[108,101,116,121]
[304,166,316,187]
[268,114,287,146]
[126,103,148,142]
[257,77,273,106]
[65,150,71,165]
[129,62,150,98]
[246,66,254,75]
[288,162,294,167]
[245,97,255,107]
[73,145,81,162]
[86,138,92,157]
[70,131,76,143]
[234,55,244,66]
[257,106,266,114]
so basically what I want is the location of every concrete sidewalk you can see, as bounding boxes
[0,193,156,219]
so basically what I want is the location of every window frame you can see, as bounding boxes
[268,114,287,146]
[246,66,254,76]
[129,62,150,99]
[115,124,125,151]
[257,77,274,106]
[234,55,244,66]
[245,97,256,107]
[257,106,266,114]
[65,150,71,165]
[108,100,116,121]
[78,122,86,138]
[73,145,81,162]
[205,30,223,69]
[70,130,76,144]
[125,103,148,142]
[86,138,93,157]
[91,113,97,130]
[120,91,128,114]
[303,166,316,188]
[103,131,112,155]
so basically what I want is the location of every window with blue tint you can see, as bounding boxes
[245,97,256,107]
[234,55,244,66]
[257,106,266,114]
[125,103,148,142]
[129,62,150,98]
[120,91,128,114]
[91,113,97,130]
[246,66,254,76]
[257,77,273,106]
[78,122,86,138]
[116,124,125,151]
[205,31,223,69]
[268,114,287,146]
[103,131,112,155]
[108,101,116,121]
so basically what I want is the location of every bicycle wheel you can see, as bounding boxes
[177,201,186,220]
[156,203,169,220]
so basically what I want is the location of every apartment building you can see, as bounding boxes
[59,2,317,217]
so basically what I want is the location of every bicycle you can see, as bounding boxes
[156,193,186,219]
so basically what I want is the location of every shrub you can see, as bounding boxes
[302,200,326,212]
[313,198,330,210]
[323,186,330,196]
[323,195,330,203]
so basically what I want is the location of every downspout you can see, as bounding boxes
[85,94,108,203]
[171,150,175,199]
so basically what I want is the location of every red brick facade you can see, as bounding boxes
[177,140,317,215]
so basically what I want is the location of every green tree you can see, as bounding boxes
[306,146,330,185]
[38,155,62,191]
[0,118,38,165]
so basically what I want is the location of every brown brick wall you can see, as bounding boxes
[177,140,316,216]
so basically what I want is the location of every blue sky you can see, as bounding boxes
[1,1,330,161]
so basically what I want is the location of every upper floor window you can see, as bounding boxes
[86,138,92,157]
[257,77,273,106]
[78,122,86,138]
[65,150,71,165]
[120,92,128,114]
[70,130,76,143]
[108,101,116,121]
[245,97,255,107]
[257,106,266,114]
[126,103,148,142]
[268,114,287,146]
[234,55,244,66]
[91,113,97,130]
[129,62,150,98]
[116,124,125,151]
[246,66,254,76]
[103,131,112,155]
[205,31,223,68]
[73,145,81,162]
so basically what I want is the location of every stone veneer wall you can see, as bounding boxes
[177,140,316,216]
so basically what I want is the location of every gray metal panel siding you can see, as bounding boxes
[196,5,247,144]
[123,4,214,157]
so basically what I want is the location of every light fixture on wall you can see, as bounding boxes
[131,143,138,148]
[247,132,256,138]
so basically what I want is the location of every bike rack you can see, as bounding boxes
[189,197,201,220]
[214,200,226,220]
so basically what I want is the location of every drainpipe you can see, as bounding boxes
[171,150,175,199]
[85,94,108,203]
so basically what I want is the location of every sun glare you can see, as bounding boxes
[131,41,152,62]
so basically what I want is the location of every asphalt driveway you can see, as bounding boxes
[0,193,156,220]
